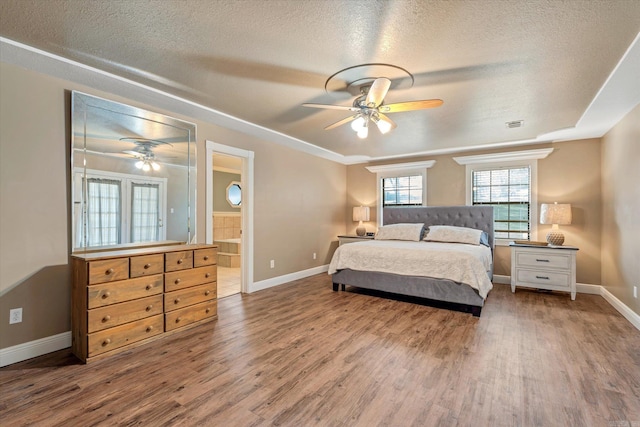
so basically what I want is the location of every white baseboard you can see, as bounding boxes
[575,282,602,295]
[600,287,640,331]
[0,331,71,368]
[250,264,329,293]
[493,274,510,285]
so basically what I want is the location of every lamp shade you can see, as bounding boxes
[540,203,572,225]
[353,206,370,222]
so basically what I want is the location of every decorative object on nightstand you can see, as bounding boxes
[353,206,370,236]
[540,202,572,245]
[510,243,578,300]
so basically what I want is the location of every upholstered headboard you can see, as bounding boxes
[383,206,495,249]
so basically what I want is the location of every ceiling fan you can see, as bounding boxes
[302,77,443,138]
[119,137,173,171]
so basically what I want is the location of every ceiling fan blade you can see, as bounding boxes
[375,113,397,133]
[302,103,358,112]
[379,99,443,113]
[365,78,391,107]
[122,150,143,157]
[324,115,359,130]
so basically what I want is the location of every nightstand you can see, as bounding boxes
[510,243,579,300]
[338,235,375,246]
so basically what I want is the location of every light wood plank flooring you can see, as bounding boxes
[1,275,639,426]
[217,266,241,298]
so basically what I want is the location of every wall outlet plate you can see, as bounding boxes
[9,308,22,324]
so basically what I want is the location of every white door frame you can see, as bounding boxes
[205,140,254,293]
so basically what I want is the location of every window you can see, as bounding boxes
[454,148,554,245]
[74,169,167,248]
[383,175,423,206]
[366,161,435,226]
[472,167,530,239]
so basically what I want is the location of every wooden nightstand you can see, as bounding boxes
[510,243,579,300]
[338,235,374,246]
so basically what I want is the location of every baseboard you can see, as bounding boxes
[0,331,71,368]
[493,274,510,285]
[575,282,602,295]
[250,264,329,293]
[600,287,640,331]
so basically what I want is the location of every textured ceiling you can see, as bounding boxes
[1,0,639,163]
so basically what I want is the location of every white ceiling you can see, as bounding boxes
[1,0,639,164]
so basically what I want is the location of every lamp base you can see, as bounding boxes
[546,231,565,246]
[356,225,366,236]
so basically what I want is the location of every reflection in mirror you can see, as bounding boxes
[71,91,196,251]
[226,182,242,207]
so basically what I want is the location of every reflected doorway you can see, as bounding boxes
[212,153,242,298]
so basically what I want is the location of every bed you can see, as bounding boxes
[329,206,494,316]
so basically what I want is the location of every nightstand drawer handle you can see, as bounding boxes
[536,275,550,280]
[535,259,550,262]
[144,263,151,269]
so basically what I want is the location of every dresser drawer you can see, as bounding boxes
[194,248,217,267]
[516,269,571,289]
[130,254,164,278]
[87,294,164,333]
[165,250,194,272]
[165,300,217,331]
[88,258,129,284]
[164,265,217,292]
[87,314,164,357]
[87,274,164,309]
[165,283,216,312]
[516,252,570,270]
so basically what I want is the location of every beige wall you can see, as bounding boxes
[601,104,640,315]
[346,140,603,284]
[0,62,346,350]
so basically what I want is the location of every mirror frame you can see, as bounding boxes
[71,91,197,251]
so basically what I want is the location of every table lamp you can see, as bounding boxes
[540,202,572,245]
[353,206,370,236]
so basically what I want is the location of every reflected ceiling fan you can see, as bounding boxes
[302,77,443,138]
[119,137,173,171]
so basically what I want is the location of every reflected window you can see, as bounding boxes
[226,182,241,207]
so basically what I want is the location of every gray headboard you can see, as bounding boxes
[383,206,495,249]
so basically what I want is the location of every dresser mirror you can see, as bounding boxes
[71,91,196,252]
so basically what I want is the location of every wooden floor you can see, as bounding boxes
[1,275,639,426]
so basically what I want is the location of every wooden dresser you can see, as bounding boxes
[71,244,218,363]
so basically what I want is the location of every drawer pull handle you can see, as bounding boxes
[205,290,210,296]
[175,317,181,323]
[102,339,111,346]
[174,279,181,285]
[146,326,154,332]
[105,268,114,275]
[146,305,153,311]
[536,259,550,262]
[102,315,111,322]
[144,263,151,269]
[146,284,153,290]
[177,259,183,265]
[206,308,210,314]
[205,273,211,278]
[536,275,550,280]
[204,256,209,261]
[102,291,111,299]
[174,298,181,304]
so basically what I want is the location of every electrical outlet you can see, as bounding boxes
[313,252,317,260]
[9,308,22,324]
[634,286,638,299]
[270,260,275,269]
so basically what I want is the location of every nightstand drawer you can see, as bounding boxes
[516,252,570,269]
[516,269,571,288]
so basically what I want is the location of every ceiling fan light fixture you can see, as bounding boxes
[135,160,144,169]
[142,162,151,172]
[372,115,392,134]
[151,161,160,171]
[357,120,369,139]
[351,115,366,131]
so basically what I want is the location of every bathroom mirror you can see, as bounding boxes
[71,91,196,251]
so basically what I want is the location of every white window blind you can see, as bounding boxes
[472,166,531,240]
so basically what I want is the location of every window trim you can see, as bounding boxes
[366,160,436,227]
[453,148,553,246]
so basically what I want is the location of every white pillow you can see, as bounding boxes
[375,223,424,241]
[424,225,482,245]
